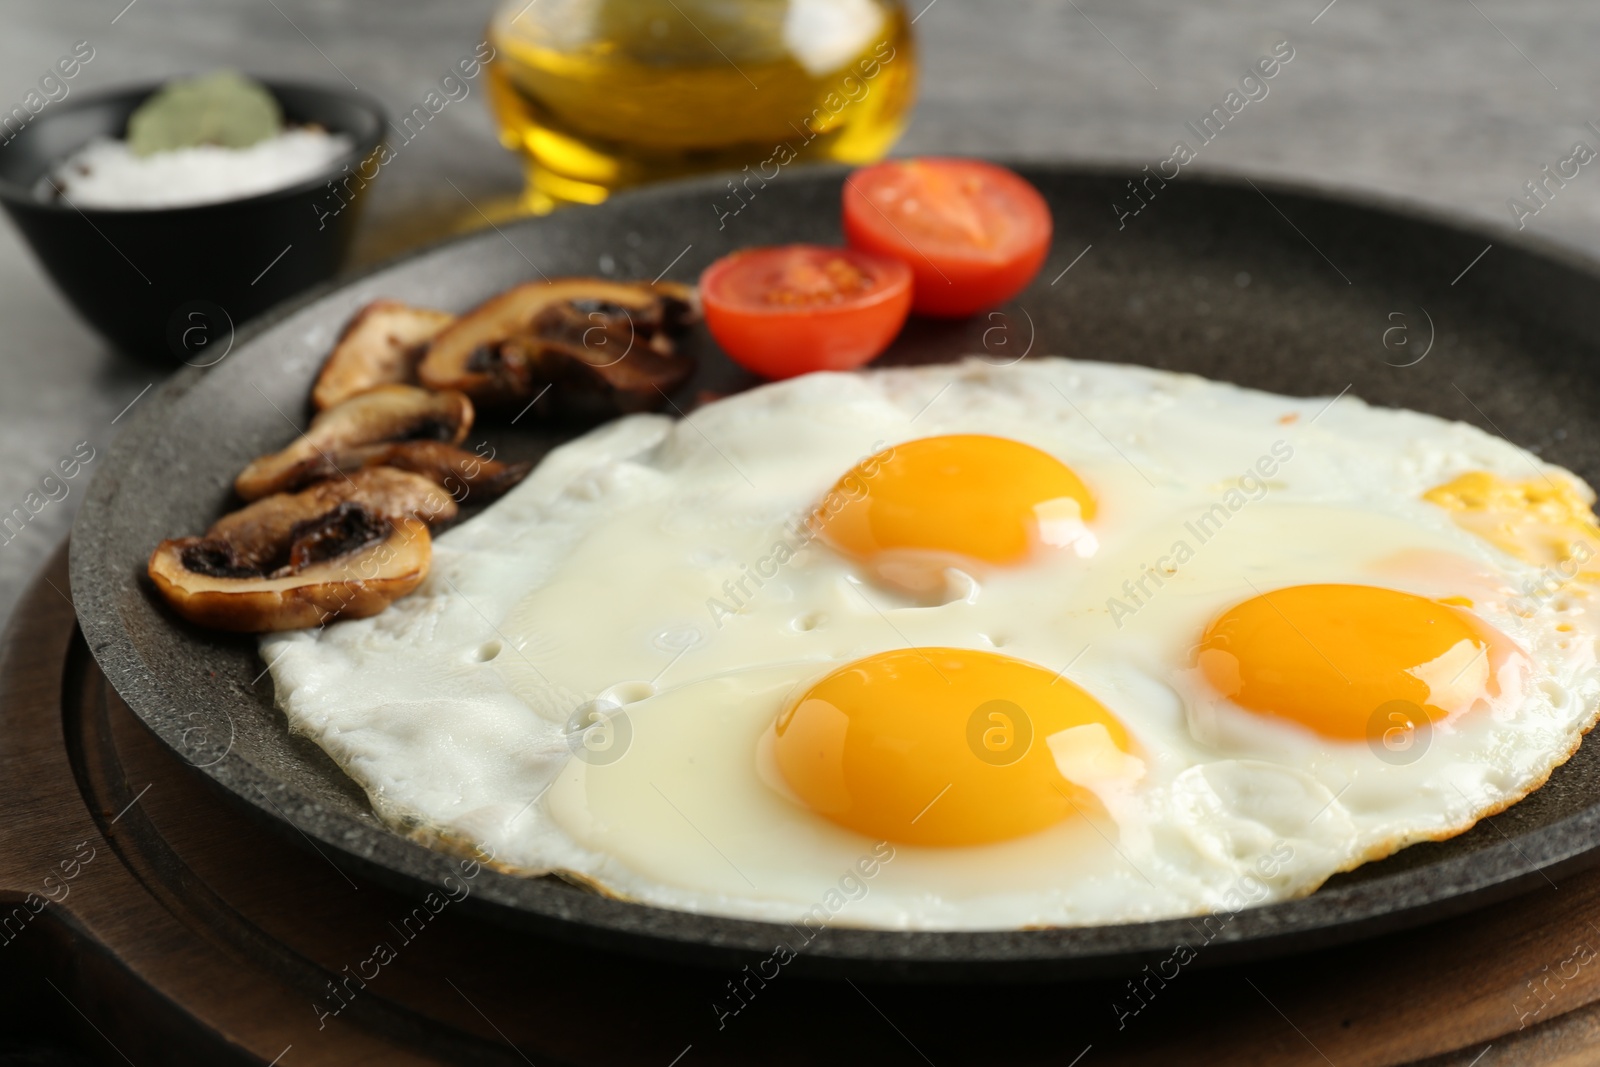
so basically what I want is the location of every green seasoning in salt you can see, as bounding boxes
[127,70,283,157]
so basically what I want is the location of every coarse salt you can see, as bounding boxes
[40,127,354,210]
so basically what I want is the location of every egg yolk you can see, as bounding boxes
[1424,471,1600,577]
[1198,584,1499,740]
[774,648,1133,846]
[815,435,1096,566]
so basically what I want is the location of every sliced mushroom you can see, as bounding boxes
[148,468,452,632]
[235,384,474,500]
[312,300,456,411]
[417,279,698,414]
[208,467,457,572]
[150,515,431,633]
[277,440,533,502]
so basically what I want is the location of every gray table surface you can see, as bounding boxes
[3,0,1599,631]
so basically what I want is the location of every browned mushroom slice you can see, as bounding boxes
[150,514,431,633]
[417,279,698,413]
[282,441,532,502]
[208,467,457,572]
[235,384,474,500]
[312,300,456,411]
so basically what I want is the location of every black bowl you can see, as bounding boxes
[0,78,386,362]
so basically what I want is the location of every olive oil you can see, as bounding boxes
[486,0,917,214]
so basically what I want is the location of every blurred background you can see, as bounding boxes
[7,1,1600,634]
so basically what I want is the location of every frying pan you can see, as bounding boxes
[69,163,1600,981]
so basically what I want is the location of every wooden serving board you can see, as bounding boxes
[4,540,1600,1066]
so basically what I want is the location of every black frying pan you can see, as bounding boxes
[69,164,1600,981]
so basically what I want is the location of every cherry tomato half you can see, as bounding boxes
[699,244,913,379]
[842,158,1053,318]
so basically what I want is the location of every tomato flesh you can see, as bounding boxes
[842,158,1053,317]
[699,245,913,379]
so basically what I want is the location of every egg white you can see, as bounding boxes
[263,358,1600,929]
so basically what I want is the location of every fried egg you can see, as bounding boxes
[263,358,1600,929]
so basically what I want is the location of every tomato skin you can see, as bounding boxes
[842,158,1054,318]
[699,245,913,379]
